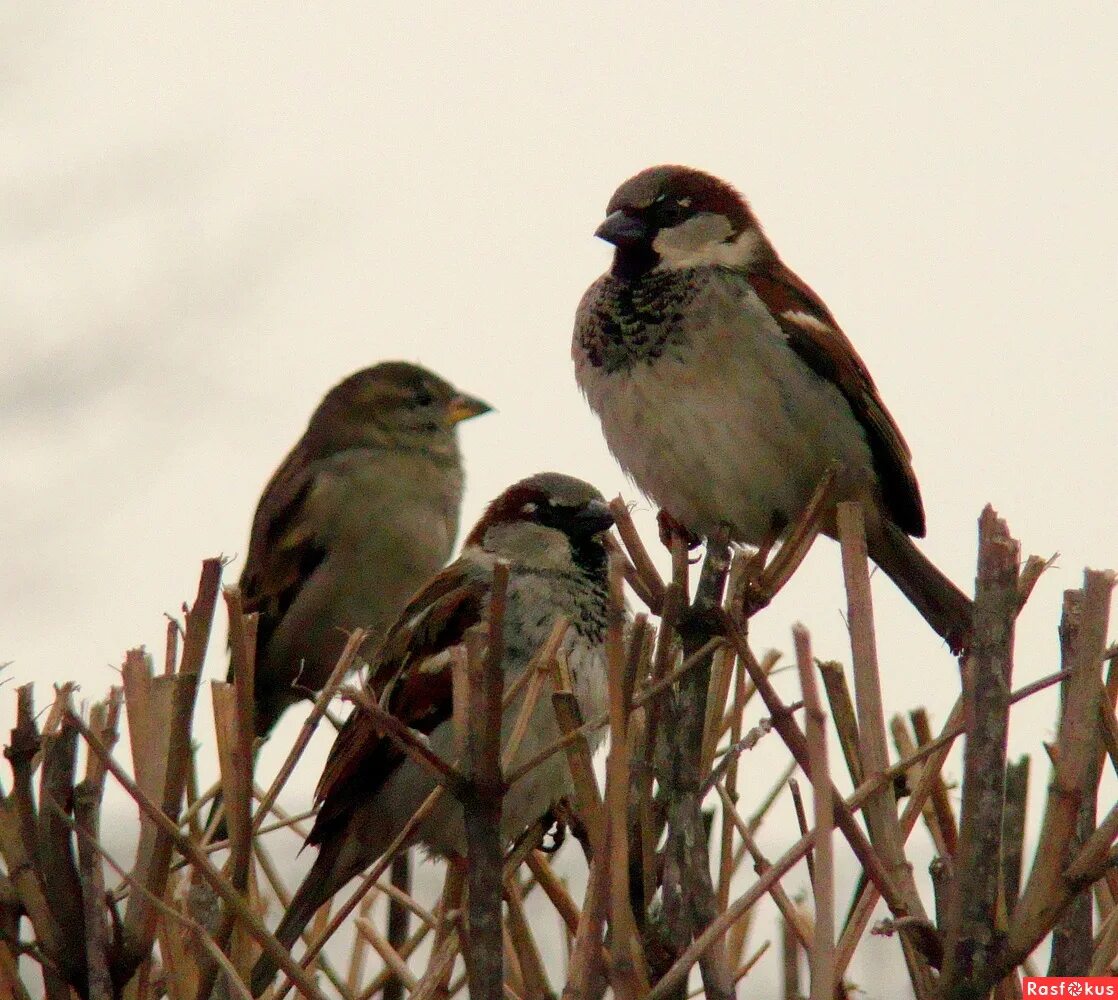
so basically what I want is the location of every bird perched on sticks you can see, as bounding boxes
[573,165,973,653]
[250,472,615,995]
[234,362,491,740]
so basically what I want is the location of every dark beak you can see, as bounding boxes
[572,498,615,536]
[446,393,493,425]
[594,210,650,248]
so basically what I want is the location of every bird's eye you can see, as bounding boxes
[413,387,434,407]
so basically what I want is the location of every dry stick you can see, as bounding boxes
[726,760,797,970]
[817,661,863,789]
[608,499,667,611]
[942,505,1020,997]
[647,821,821,1000]
[355,917,421,992]
[781,916,801,1000]
[788,779,816,891]
[910,707,959,856]
[346,894,376,995]
[663,533,734,1000]
[69,711,330,1000]
[36,695,89,993]
[1006,570,1115,985]
[562,849,608,1000]
[753,469,838,603]
[0,798,66,1000]
[527,851,581,934]
[6,686,42,880]
[890,716,949,858]
[503,877,550,1000]
[793,625,835,1000]
[73,698,119,1000]
[504,635,724,789]
[1091,902,1118,976]
[723,616,910,922]
[249,841,351,999]
[198,685,256,1000]
[715,784,814,952]
[193,588,259,1000]
[836,503,935,997]
[464,563,509,1000]
[717,640,749,915]
[122,557,221,976]
[64,804,256,1000]
[829,666,1074,983]
[382,854,412,1000]
[251,627,368,835]
[286,630,553,1000]
[1001,756,1031,918]
[1048,587,1102,976]
[360,862,465,1000]
[344,684,468,795]
[604,554,650,999]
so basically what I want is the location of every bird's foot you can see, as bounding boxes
[538,808,567,854]
[657,509,702,554]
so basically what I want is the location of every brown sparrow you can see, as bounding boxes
[236,362,490,739]
[250,472,615,994]
[573,165,972,653]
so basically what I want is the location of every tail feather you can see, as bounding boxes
[867,520,974,655]
[249,839,348,996]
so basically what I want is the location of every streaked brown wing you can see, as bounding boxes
[748,263,926,537]
[306,563,489,846]
[237,442,328,659]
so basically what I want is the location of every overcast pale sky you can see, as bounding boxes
[2,5,1116,994]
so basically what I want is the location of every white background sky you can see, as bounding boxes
[2,5,1117,995]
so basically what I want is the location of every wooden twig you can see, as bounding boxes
[817,661,862,788]
[36,695,89,993]
[609,497,667,612]
[73,697,119,1000]
[70,709,329,1000]
[1001,756,1030,917]
[910,707,959,856]
[793,624,834,1000]
[603,554,650,999]
[382,853,412,1000]
[252,627,367,833]
[463,564,509,1000]
[942,505,1019,996]
[122,557,220,975]
[1000,569,1114,987]
[837,502,934,996]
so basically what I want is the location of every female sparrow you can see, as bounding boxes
[236,362,490,739]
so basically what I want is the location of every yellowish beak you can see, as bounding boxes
[446,393,493,425]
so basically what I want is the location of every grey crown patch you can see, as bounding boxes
[578,269,703,374]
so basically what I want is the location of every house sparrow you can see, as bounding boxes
[236,362,491,739]
[573,165,973,653]
[250,472,614,995]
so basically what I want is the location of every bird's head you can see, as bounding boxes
[465,472,614,573]
[309,362,491,452]
[595,165,769,279]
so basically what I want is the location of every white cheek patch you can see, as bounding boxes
[652,215,762,270]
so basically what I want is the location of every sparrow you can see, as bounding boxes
[573,165,973,653]
[235,362,491,740]
[250,472,615,995]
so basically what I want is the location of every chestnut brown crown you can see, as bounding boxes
[596,164,760,250]
[464,472,613,548]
